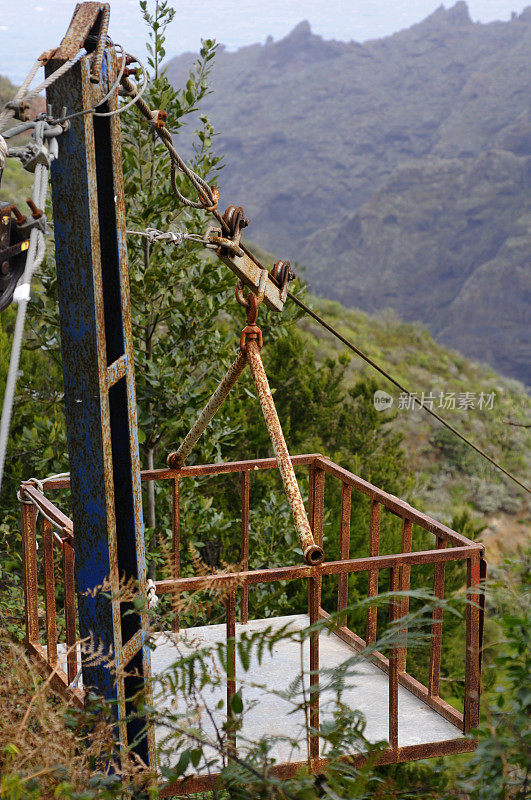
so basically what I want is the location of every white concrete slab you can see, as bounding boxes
[50,614,463,771]
[150,614,463,770]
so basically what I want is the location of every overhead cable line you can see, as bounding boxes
[0,120,59,498]
[287,292,530,494]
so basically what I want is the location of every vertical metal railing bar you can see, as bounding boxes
[240,471,250,624]
[428,536,447,697]
[464,553,481,732]
[42,518,58,666]
[389,565,400,751]
[337,483,351,626]
[226,590,237,754]
[63,541,77,684]
[309,575,321,762]
[366,499,381,644]
[171,477,180,633]
[308,463,315,532]
[478,554,487,680]
[313,469,325,611]
[398,518,413,672]
[21,501,39,645]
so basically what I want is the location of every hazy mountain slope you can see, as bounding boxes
[166,2,531,385]
[296,295,530,558]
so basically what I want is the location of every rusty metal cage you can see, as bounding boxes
[19,453,485,795]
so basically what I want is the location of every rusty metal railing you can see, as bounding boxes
[19,480,82,706]
[21,453,485,789]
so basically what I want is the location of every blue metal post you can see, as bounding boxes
[46,12,153,764]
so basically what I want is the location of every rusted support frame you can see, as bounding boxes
[167,351,247,470]
[246,340,324,567]
[318,608,463,729]
[27,641,85,708]
[240,471,250,624]
[44,453,323,488]
[366,500,381,644]
[315,457,474,548]
[21,501,39,646]
[398,518,413,672]
[428,536,446,697]
[172,478,180,633]
[42,518,58,666]
[226,590,237,754]
[19,482,73,544]
[337,483,351,626]
[308,463,315,530]
[389,566,400,751]
[464,552,481,732]
[479,554,487,680]
[63,542,77,684]
[308,575,320,762]
[160,738,477,797]
[155,545,481,595]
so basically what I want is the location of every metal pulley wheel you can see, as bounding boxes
[271,259,294,289]
[222,204,249,237]
[0,203,30,313]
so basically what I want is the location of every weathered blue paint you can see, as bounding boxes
[46,42,152,764]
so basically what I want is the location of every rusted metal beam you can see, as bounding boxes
[167,351,247,470]
[315,457,474,547]
[155,545,480,595]
[226,591,237,754]
[337,483,351,625]
[246,341,324,566]
[21,501,39,645]
[54,3,109,61]
[309,575,320,762]
[428,536,446,697]
[318,609,464,729]
[240,471,250,624]
[43,454,322,489]
[389,565,400,750]
[216,248,286,312]
[398,518,413,672]
[42,518,58,666]
[27,641,85,708]
[63,541,77,684]
[160,738,477,796]
[46,34,152,762]
[366,499,381,644]
[172,478,180,633]
[19,482,73,543]
[464,553,481,732]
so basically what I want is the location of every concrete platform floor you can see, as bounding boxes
[50,614,463,770]
[150,614,463,769]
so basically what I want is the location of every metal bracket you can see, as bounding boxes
[208,205,295,313]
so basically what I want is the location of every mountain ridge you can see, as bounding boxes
[166,2,531,385]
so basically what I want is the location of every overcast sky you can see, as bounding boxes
[0,0,528,84]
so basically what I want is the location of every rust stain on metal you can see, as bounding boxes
[240,471,250,624]
[21,449,485,784]
[246,340,324,566]
[54,3,109,61]
[54,4,108,61]
[42,519,58,666]
[167,350,247,470]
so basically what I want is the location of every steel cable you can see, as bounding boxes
[287,293,530,494]
[0,122,53,498]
